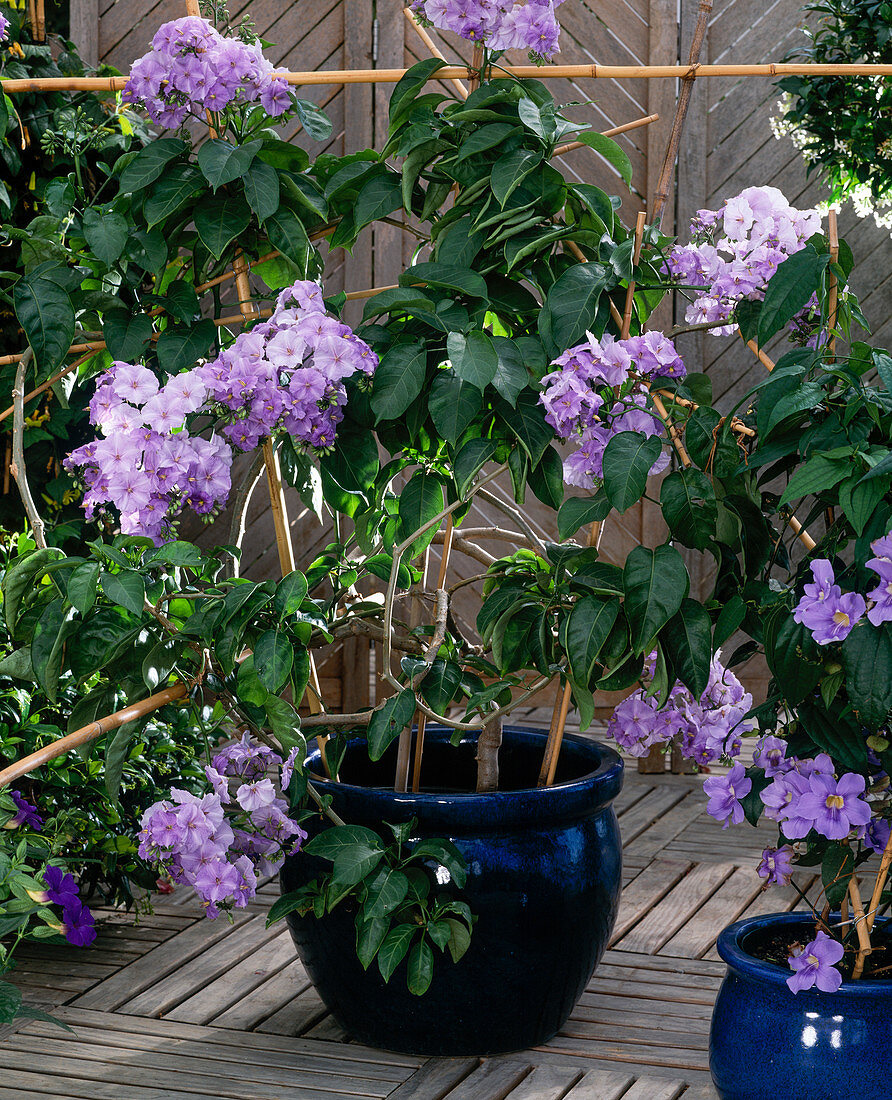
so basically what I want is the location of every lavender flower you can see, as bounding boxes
[0,12,9,42]
[411,0,563,60]
[124,17,295,125]
[752,735,788,777]
[787,930,844,994]
[702,763,752,828]
[796,772,872,841]
[667,187,822,338]
[793,559,865,645]
[757,845,795,885]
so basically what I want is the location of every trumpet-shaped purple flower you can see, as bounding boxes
[58,897,97,947]
[794,560,865,644]
[411,0,562,59]
[703,764,752,828]
[760,769,815,839]
[0,13,9,41]
[787,930,844,994]
[7,791,43,831]
[752,735,788,777]
[796,771,872,841]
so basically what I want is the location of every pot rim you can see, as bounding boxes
[716,911,892,996]
[304,724,624,828]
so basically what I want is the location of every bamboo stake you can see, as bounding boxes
[849,877,872,981]
[0,684,188,790]
[410,516,455,793]
[6,64,892,94]
[788,514,818,552]
[0,347,104,424]
[827,208,839,358]
[403,7,469,99]
[553,113,660,156]
[621,211,647,339]
[742,333,776,372]
[866,826,892,934]
[652,0,713,224]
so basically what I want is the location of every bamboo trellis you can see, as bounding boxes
[1,3,867,790]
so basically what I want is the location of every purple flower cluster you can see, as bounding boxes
[790,546,892,645]
[66,280,376,542]
[703,763,752,828]
[6,791,43,831]
[123,16,293,127]
[539,331,685,489]
[138,735,305,918]
[787,930,844,994]
[0,12,9,42]
[607,650,755,763]
[39,866,97,947]
[760,751,872,842]
[666,186,822,334]
[409,0,563,60]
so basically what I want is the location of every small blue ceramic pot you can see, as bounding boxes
[711,912,892,1100]
[280,725,623,1055]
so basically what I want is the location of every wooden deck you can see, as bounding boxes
[2,754,814,1100]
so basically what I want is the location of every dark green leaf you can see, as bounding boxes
[197,138,262,190]
[371,342,427,421]
[118,139,187,192]
[354,172,403,229]
[763,608,824,707]
[254,628,294,693]
[263,206,311,267]
[557,493,611,540]
[364,868,410,920]
[67,561,100,615]
[429,371,482,444]
[367,689,417,761]
[242,161,280,221]
[407,939,435,995]
[499,389,553,468]
[400,261,488,299]
[454,438,497,499]
[539,262,611,357]
[659,469,718,551]
[778,455,849,505]
[356,915,391,969]
[447,331,498,389]
[398,472,444,558]
[3,548,63,633]
[194,193,252,259]
[571,131,633,184]
[566,596,620,684]
[389,59,447,128]
[82,208,128,266]
[14,272,75,376]
[623,544,689,655]
[273,572,309,617]
[155,320,216,373]
[842,622,892,730]
[143,165,203,226]
[602,431,661,513]
[822,845,854,909]
[492,148,543,206]
[100,570,145,615]
[103,309,153,362]
[377,924,415,982]
[758,247,830,346]
[663,599,712,697]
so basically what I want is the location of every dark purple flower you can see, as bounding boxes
[59,897,97,947]
[757,845,795,885]
[8,791,43,831]
[42,864,79,906]
[787,930,844,994]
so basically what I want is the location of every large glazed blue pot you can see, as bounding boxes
[280,725,623,1055]
[711,912,892,1100]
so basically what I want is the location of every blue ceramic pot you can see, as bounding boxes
[280,725,623,1055]
[711,912,892,1100]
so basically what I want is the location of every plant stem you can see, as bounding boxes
[849,876,872,980]
[9,348,46,550]
[475,713,502,792]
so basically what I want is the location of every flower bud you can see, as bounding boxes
[26,889,50,904]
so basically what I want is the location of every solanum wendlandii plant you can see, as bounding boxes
[2,3,892,997]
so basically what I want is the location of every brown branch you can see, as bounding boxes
[9,348,46,550]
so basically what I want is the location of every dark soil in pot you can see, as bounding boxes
[280,725,624,1056]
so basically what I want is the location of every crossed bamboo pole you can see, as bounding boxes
[3,63,892,95]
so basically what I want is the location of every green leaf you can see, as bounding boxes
[356,915,391,969]
[31,601,75,701]
[758,247,830,346]
[447,331,498,390]
[389,59,447,128]
[364,868,409,920]
[105,714,148,799]
[371,342,427,421]
[557,493,611,540]
[492,148,543,207]
[659,469,718,551]
[3,548,63,633]
[100,570,145,615]
[14,271,75,376]
[454,438,497,499]
[103,309,153,362]
[155,320,216,373]
[263,695,304,751]
[445,917,472,963]
[398,472,444,558]
[499,389,554,468]
[429,371,482,444]
[67,561,100,615]
[242,161,280,221]
[407,939,435,995]
[419,660,462,714]
[842,622,892,730]
[273,572,309,617]
[144,541,205,569]
[142,634,181,690]
[82,207,128,267]
[572,131,633,184]
[263,206,312,267]
[367,689,417,761]
[663,599,712,697]
[539,262,611,357]
[517,95,557,142]
[714,594,746,648]
[763,608,824,707]
[490,337,529,407]
[602,431,661,513]
[453,122,519,161]
[778,455,849,505]
[400,261,488,299]
[528,446,563,509]
[319,421,379,516]
[118,139,187,192]
[197,138,262,190]
[566,596,620,685]
[294,99,333,141]
[0,646,33,680]
[254,628,294,693]
[839,473,888,537]
[195,193,252,259]
[143,165,203,226]
[377,924,415,982]
[0,981,23,1024]
[623,544,689,655]
[354,172,403,229]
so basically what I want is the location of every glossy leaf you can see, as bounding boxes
[842,622,892,730]
[663,599,713,698]
[623,544,689,655]
[254,628,294,693]
[194,193,252,258]
[371,342,427,421]
[602,431,661,513]
[447,331,498,390]
[82,208,128,266]
[429,371,482,443]
[566,596,620,685]
[197,138,262,190]
[367,689,417,761]
[118,139,187,192]
[659,469,718,550]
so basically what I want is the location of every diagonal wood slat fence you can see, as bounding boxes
[65,0,892,714]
